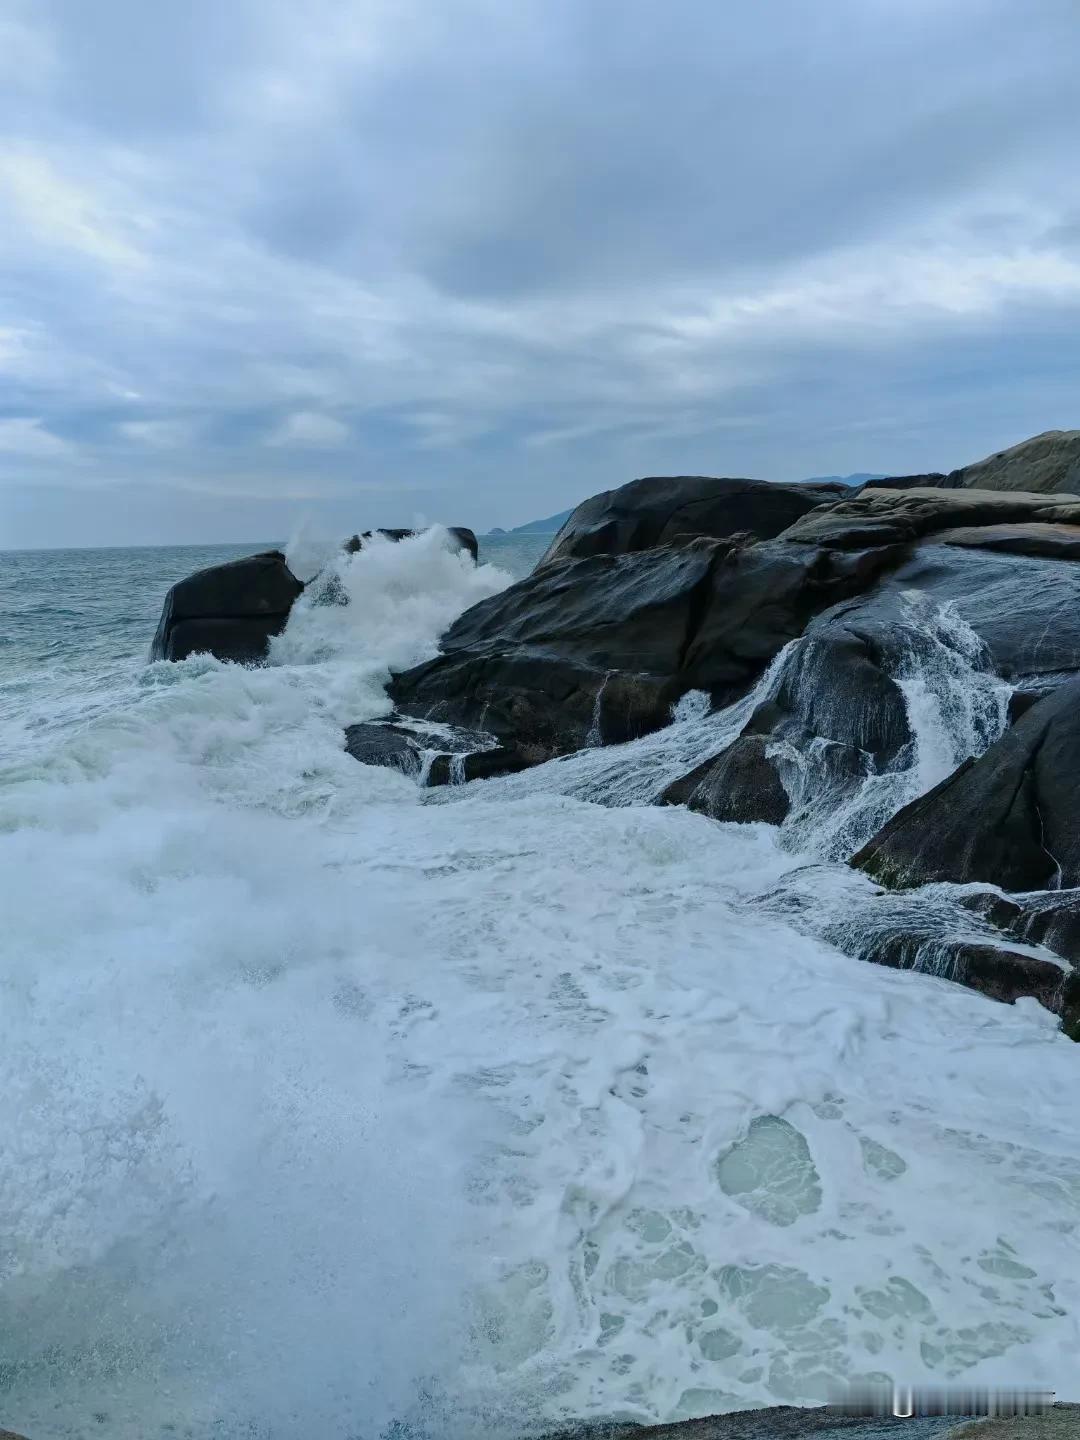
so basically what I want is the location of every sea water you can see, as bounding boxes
[1,530,1078,1440]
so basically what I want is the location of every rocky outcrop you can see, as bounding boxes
[778,486,1080,550]
[149,550,304,663]
[372,453,1080,1032]
[852,678,1080,893]
[538,475,847,567]
[873,430,1080,497]
[951,429,1080,495]
[389,539,904,753]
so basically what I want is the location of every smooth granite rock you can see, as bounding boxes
[150,550,304,663]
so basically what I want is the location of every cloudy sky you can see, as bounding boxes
[1,0,1078,547]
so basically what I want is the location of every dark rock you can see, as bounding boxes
[660,735,790,824]
[861,927,1076,1018]
[822,544,1080,685]
[1008,687,1055,725]
[344,526,478,560]
[425,744,536,785]
[539,475,847,567]
[852,678,1080,892]
[391,649,678,753]
[440,540,723,675]
[344,721,539,786]
[679,541,908,698]
[778,486,1080,551]
[390,539,907,751]
[768,619,911,765]
[150,550,303,663]
[1005,890,1080,966]
[956,890,1025,931]
[344,722,423,775]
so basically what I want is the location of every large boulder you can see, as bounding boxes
[150,550,304,663]
[538,475,847,567]
[951,429,1080,495]
[863,430,1080,497]
[852,677,1080,892]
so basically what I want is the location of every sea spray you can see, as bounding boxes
[2,538,1080,1438]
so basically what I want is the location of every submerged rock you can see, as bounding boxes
[149,550,304,663]
[539,474,847,567]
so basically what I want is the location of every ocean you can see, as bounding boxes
[1,529,1078,1440]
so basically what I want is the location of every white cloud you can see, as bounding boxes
[266,411,350,447]
[0,151,145,269]
[115,419,198,448]
[0,417,76,459]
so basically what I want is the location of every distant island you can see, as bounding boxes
[486,507,575,537]
[491,476,885,535]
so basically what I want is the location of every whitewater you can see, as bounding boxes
[2,530,1079,1440]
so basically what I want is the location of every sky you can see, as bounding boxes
[1,0,1079,548]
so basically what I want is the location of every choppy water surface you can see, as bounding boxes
[1,530,1078,1440]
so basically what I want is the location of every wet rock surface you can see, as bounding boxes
[390,540,905,752]
[344,719,537,787]
[852,678,1080,893]
[660,735,790,824]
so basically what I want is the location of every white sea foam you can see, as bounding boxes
[1,533,1079,1439]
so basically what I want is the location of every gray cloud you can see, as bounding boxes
[1,0,1079,547]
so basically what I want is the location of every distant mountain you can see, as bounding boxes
[487,508,574,536]
[801,473,887,487]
